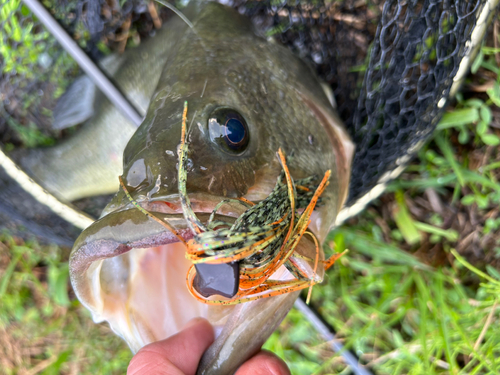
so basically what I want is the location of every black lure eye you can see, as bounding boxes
[208,108,249,153]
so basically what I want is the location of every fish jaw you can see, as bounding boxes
[69,209,198,352]
[69,199,323,365]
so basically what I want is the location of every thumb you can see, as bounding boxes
[128,318,214,375]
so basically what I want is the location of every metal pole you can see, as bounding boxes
[22,0,143,128]
[294,298,374,375]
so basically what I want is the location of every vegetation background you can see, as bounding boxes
[1,1,500,374]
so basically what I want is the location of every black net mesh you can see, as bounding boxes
[350,0,487,203]
[232,0,492,204]
[0,0,497,240]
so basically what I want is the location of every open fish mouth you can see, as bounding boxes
[69,194,324,353]
[70,204,233,352]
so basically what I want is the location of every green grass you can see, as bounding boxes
[263,229,500,374]
[0,235,132,374]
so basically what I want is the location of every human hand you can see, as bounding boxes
[127,318,290,375]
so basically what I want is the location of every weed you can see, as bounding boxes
[0,233,131,374]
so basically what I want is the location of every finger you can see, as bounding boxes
[235,350,291,375]
[128,318,215,375]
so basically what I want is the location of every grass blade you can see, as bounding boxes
[435,133,465,187]
[0,252,22,299]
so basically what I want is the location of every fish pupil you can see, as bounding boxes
[208,108,249,153]
[225,118,245,145]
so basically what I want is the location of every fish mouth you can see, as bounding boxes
[69,193,323,360]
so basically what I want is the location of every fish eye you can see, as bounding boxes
[208,108,249,153]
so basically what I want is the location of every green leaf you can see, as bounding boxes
[263,332,285,359]
[476,195,489,209]
[480,105,492,124]
[48,263,70,307]
[458,129,469,144]
[41,351,70,375]
[480,133,500,146]
[437,108,479,130]
[333,232,346,253]
[461,195,475,205]
[11,17,22,42]
[486,265,500,281]
[337,228,428,268]
[462,169,500,191]
[487,82,500,107]
[482,46,500,54]
[0,252,23,299]
[288,324,312,342]
[393,191,421,246]
[465,98,484,108]
[435,133,465,186]
[414,222,459,242]
[471,48,484,74]
[482,59,500,75]
[20,4,30,16]
[451,249,500,287]
[477,120,488,135]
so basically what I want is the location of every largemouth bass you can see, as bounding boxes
[19,1,354,374]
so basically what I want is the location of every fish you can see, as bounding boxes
[16,1,354,374]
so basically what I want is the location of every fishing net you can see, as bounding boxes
[0,0,497,240]
[233,0,495,206]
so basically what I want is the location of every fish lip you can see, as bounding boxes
[139,193,250,219]
[102,191,252,221]
[71,206,239,272]
[70,210,185,286]
[70,192,245,281]
[69,206,238,322]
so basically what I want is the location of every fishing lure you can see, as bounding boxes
[121,101,346,306]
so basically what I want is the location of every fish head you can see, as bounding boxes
[70,2,354,374]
